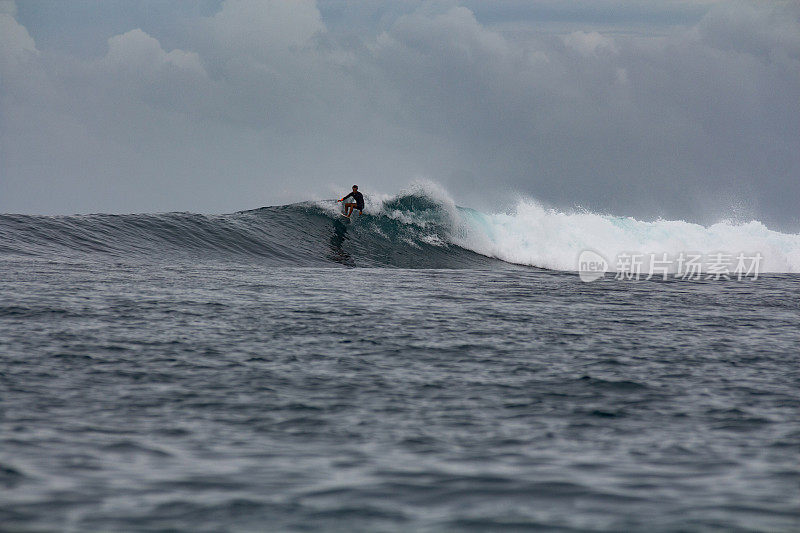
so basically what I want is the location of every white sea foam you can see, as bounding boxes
[451,199,800,273]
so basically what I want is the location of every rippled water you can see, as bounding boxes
[2,257,799,532]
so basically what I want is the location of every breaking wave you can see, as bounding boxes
[1,185,798,271]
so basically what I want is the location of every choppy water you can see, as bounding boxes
[1,193,799,532]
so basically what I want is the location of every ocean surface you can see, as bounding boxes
[2,190,799,532]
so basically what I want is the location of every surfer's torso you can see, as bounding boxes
[343,191,364,210]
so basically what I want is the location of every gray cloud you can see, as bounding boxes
[1,1,798,230]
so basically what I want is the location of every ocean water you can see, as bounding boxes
[2,190,799,532]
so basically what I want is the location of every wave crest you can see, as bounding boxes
[450,198,800,272]
[2,185,798,272]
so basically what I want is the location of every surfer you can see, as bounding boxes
[338,185,364,218]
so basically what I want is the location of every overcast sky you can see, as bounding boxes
[1,0,798,229]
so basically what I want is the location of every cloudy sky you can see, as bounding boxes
[1,0,798,229]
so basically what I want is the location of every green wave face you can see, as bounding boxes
[0,193,506,269]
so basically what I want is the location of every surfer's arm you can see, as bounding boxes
[340,192,354,202]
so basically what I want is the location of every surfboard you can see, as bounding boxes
[340,201,359,221]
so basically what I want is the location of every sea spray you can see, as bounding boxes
[449,198,800,272]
